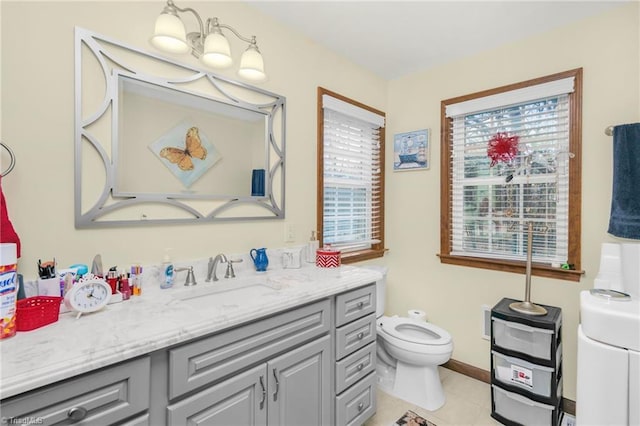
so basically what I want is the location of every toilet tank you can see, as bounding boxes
[362,265,387,317]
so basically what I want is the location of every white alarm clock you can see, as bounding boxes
[64,274,112,319]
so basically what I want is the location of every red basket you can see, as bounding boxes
[16,296,62,331]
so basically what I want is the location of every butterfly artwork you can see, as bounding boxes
[160,127,208,171]
[150,122,221,189]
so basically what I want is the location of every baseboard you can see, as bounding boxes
[443,358,576,416]
[443,358,491,383]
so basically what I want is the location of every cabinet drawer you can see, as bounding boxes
[169,298,331,399]
[335,372,377,426]
[492,350,561,399]
[336,284,376,327]
[492,384,562,426]
[336,314,376,360]
[336,342,376,394]
[492,317,555,360]
[1,356,150,426]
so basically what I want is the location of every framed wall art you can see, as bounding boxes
[393,129,430,171]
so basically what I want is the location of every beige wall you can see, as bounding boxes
[2,0,638,403]
[385,3,639,401]
[0,1,386,265]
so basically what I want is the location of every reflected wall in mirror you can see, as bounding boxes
[75,27,285,228]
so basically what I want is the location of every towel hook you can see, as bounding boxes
[1,142,16,177]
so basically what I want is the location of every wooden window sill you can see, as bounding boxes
[438,253,583,282]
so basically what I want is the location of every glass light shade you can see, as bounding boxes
[150,13,190,54]
[201,32,233,68]
[238,45,266,81]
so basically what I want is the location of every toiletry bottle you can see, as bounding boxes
[306,231,320,263]
[161,251,174,289]
[0,243,18,340]
[120,272,131,300]
[130,265,141,296]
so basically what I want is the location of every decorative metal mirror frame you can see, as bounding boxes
[74,27,286,228]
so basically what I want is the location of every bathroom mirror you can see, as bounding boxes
[74,27,285,228]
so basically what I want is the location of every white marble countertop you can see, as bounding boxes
[0,262,381,399]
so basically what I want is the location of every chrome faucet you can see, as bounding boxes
[206,254,228,282]
[206,254,243,281]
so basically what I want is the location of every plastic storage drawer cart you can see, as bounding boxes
[490,298,563,426]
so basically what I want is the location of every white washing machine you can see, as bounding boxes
[577,243,640,425]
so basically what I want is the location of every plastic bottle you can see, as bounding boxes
[161,250,174,289]
[306,231,320,263]
[0,243,18,339]
[120,272,131,300]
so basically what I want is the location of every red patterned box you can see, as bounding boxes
[316,247,341,268]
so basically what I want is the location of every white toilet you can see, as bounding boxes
[369,266,454,411]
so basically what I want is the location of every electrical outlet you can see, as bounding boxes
[284,223,296,242]
[481,304,491,340]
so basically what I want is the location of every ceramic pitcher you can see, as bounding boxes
[250,248,269,272]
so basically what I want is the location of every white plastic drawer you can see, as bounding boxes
[492,350,555,398]
[492,385,558,426]
[492,317,554,360]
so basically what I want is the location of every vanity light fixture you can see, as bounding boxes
[150,0,267,82]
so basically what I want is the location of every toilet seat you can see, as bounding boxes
[379,316,452,346]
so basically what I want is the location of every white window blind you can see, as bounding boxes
[322,98,383,252]
[449,91,573,265]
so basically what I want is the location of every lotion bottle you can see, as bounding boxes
[161,250,174,289]
[306,231,320,263]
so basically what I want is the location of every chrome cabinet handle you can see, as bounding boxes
[67,407,87,421]
[357,363,364,371]
[357,402,364,412]
[273,368,280,401]
[357,301,364,309]
[357,332,364,340]
[259,375,266,409]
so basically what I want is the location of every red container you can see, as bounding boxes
[316,247,341,268]
[16,296,62,331]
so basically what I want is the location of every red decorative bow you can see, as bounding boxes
[487,132,519,167]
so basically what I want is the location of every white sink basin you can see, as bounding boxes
[580,290,640,351]
[174,281,280,308]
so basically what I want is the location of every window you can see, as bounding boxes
[440,69,582,281]
[317,87,386,263]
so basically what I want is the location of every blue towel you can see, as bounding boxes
[608,123,640,239]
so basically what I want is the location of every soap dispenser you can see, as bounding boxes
[161,249,174,289]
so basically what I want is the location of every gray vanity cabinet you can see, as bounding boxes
[0,356,151,425]
[334,284,377,426]
[166,336,331,426]
[1,282,379,426]
[165,299,332,426]
[267,335,331,426]
[167,364,268,425]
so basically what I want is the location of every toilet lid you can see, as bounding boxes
[379,316,452,346]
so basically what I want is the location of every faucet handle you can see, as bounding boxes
[225,259,243,279]
[175,266,197,286]
[184,267,197,286]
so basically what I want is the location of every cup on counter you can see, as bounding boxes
[37,277,61,297]
[282,248,302,269]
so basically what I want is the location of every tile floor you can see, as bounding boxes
[364,367,501,426]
